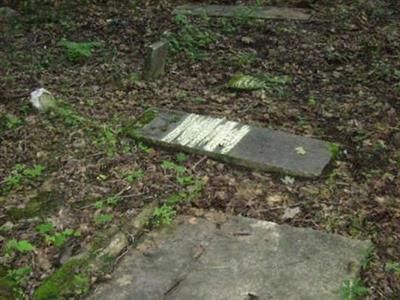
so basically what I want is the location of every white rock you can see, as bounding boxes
[100,232,128,257]
[30,88,56,112]
[282,207,301,220]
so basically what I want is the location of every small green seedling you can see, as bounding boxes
[308,95,317,108]
[151,204,176,227]
[37,223,80,247]
[339,278,368,300]
[22,164,44,180]
[105,196,121,206]
[3,114,24,130]
[5,239,35,255]
[2,164,45,192]
[176,153,188,162]
[138,142,151,153]
[330,143,340,159]
[386,261,400,277]
[123,170,145,183]
[176,175,194,186]
[161,160,186,174]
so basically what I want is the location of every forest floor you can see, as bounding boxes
[1,0,400,299]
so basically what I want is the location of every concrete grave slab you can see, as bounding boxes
[173,4,311,21]
[134,109,333,177]
[143,40,169,80]
[89,214,371,300]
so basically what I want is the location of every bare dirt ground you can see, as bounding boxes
[1,0,399,298]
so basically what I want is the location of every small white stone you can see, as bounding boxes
[30,88,56,112]
[282,207,301,220]
[100,232,129,257]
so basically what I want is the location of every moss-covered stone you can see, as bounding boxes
[121,109,157,140]
[6,191,60,220]
[33,258,90,300]
[135,109,157,127]
[228,74,265,91]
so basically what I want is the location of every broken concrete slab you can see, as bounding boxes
[173,4,311,21]
[89,214,371,300]
[134,109,332,177]
[143,40,169,80]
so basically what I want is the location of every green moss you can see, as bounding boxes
[121,109,157,140]
[33,258,90,300]
[6,192,59,220]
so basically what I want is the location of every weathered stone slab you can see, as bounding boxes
[173,4,311,21]
[89,215,371,300]
[135,109,332,177]
[143,40,169,80]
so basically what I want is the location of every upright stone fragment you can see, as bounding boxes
[30,88,57,112]
[143,40,169,80]
[134,109,332,177]
[89,215,371,300]
[173,4,311,21]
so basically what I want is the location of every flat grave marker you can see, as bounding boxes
[173,4,312,21]
[89,214,371,300]
[134,109,333,178]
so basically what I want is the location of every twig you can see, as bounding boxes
[191,156,207,171]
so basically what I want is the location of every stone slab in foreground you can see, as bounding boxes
[173,4,311,21]
[136,109,332,177]
[89,215,371,300]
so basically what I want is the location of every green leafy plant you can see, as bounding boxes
[2,164,45,192]
[46,229,79,248]
[2,114,23,131]
[123,170,145,183]
[4,173,23,190]
[231,51,257,67]
[37,223,55,234]
[37,223,80,248]
[95,213,113,224]
[176,153,188,162]
[340,278,368,300]
[102,126,118,156]
[307,95,317,108]
[228,74,291,92]
[5,239,35,255]
[386,261,400,277]
[58,39,100,62]
[161,160,186,174]
[54,106,86,126]
[138,142,151,153]
[22,164,44,180]
[105,195,121,206]
[151,204,176,226]
[176,175,194,186]
[330,143,340,159]
[6,266,32,298]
